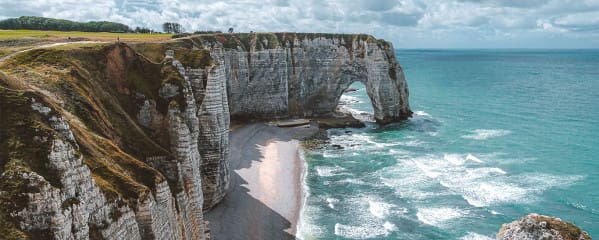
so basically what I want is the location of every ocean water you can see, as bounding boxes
[298,49,599,239]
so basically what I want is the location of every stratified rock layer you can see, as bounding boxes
[497,213,591,240]
[202,33,412,123]
[1,43,211,240]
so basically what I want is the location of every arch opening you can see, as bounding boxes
[334,81,375,123]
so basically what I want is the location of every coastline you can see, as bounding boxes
[296,147,311,240]
[205,122,317,240]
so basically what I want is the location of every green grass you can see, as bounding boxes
[0,48,9,57]
[0,87,61,187]
[1,43,171,205]
[0,88,61,240]
[0,29,172,40]
[0,210,29,240]
[183,32,391,52]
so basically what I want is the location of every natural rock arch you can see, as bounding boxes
[219,33,412,124]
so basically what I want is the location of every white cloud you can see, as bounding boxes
[0,0,597,48]
[553,12,599,32]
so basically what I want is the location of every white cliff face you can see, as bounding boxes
[14,98,143,240]
[9,95,201,240]
[157,49,231,210]
[216,34,412,123]
[164,58,207,240]
[135,181,181,240]
[197,52,230,209]
[166,96,206,240]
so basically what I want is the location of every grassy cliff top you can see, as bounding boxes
[0,31,393,59]
[173,32,392,51]
[0,30,390,48]
[0,29,172,41]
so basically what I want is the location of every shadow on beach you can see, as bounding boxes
[205,123,317,240]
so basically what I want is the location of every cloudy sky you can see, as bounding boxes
[2,0,599,48]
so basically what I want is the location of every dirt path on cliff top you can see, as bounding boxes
[0,41,108,63]
[205,123,318,240]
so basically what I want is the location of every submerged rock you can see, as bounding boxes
[497,213,592,240]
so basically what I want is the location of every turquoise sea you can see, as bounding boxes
[298,49,599,239]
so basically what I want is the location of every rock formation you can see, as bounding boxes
[497,213,591,240]
[0,33,410,239]
[205,33,412,123]
[0,43,212,239]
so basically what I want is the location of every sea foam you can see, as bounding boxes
[382,152,573,207]
[368,200,395,218]
[326,197,339,209]
[462,129,511,140]
[414,110,431,117]
[334,223,393,239]
[460,232,494,240]
[314,165,346,177]
[416,207,465,227]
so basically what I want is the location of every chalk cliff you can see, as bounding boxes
[199,33,412,123]
[0,33,410,239]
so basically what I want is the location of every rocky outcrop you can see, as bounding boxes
[0,44,212,239]
[195,54,230,209]
[1,93,146,239]
[497,213,591,240]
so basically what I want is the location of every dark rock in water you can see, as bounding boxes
[497,213,592,240]
[309,129,329,140]
[345,130,352,133]
[317,112,366,129]
[332,144,344,150]
[344,88,358,92]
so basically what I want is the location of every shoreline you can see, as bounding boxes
[296,147,310,239]
[205,122,318,240]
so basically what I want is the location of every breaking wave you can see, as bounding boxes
[334,222,394,239]
[462,129,511,140]
[416,207,466,227]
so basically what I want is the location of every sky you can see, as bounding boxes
[1,0,599,48]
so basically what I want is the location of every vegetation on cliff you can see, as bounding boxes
[0,41,216,233]
[0,87,53,240]
[171,32,392,52]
